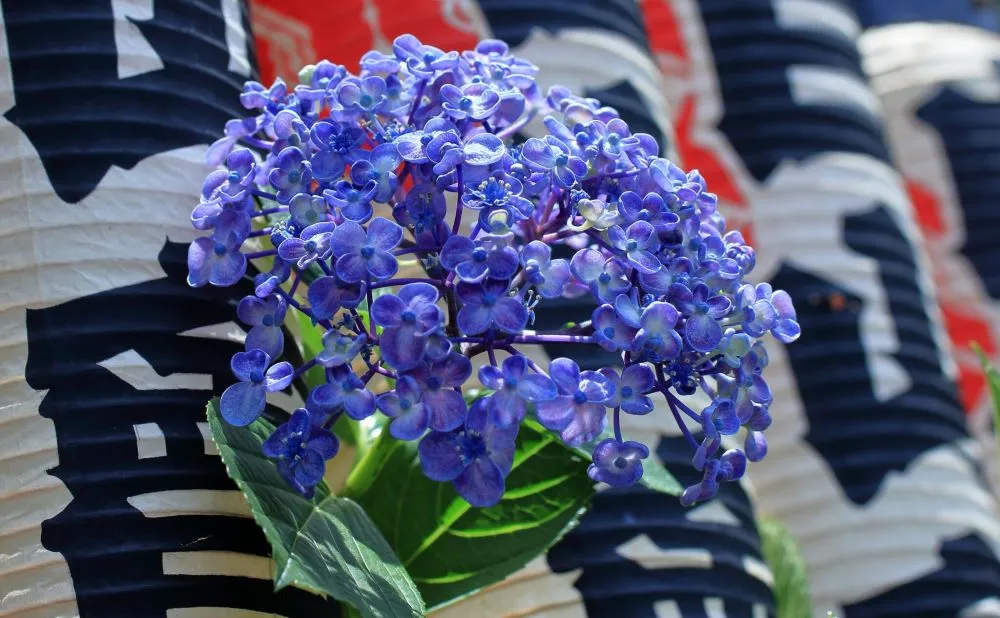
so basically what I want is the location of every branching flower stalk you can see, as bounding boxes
[188,35,800,507]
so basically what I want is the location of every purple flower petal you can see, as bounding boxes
[295,451,326,485]
[265,362,294,391]
[478,365,504,390]
[628,249,661,274]
[560,402,607,447]
[343,388,376,420]
[367,217,403,251]
[745,431,767,461]
[492,297,528,333]
[231,349,269,381]
[570,248,605,283]
[398,282,439,306]
[457,304,492,335]
[371,293,406,327]
[246,325,283,360]
[517,374,558,401]
[308,433,339,459]
[390,404,430,440]
[332,221,366,255]
[419,432,465,481]
[423,389,467,431]
[366,250,398,280]
[435,353,473,386]
[220,382,266,426]
[706,295,732,319]
[455,260,488,283]
[536,396,574,430]
[454,458,504,507]
[464,133,505,166]
[379,326,427,371]
[335,253,368,283]
[487,246,519,279]
[488,391,526,427]
[548,358,580,395]
[685,313,723,353]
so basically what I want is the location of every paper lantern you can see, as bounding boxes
[640,0,1000,615]
[851,0,999,33]
[0,1,334,616]
[859,15,1000,494]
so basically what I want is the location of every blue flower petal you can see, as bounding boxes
[419,432,465,481]
[380,326,427,371]
[453,457,504,507]
[389,404,430,440]
[685,313,723,353]
[220,381,267,426]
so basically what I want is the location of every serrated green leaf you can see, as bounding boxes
[759,516,811,618]
[207,399,425,618]
[535,420,682,495]
[973,342,1000,467]
[347,422,594,610]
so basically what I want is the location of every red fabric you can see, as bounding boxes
[250,0,482,83]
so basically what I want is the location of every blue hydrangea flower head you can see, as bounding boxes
[190,34,799,507]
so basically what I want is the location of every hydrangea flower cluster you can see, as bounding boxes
[189,35,800,507]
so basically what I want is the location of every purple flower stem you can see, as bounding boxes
[369,277,446,290]
[245,249,278,260]
[248,228,272,238]
[514,333,596,345]
[698,377,717,398]
[486,329,498,366]
[585,229,615,252]
[663,388,702,423]
[252,189,280,201]
[241,136,273,150]
[253,207,286,218]
[349,309,369,338]
[452,165,465,235]
[498,344,549,379]
[496,107,537,140]
[275,288,332,330]
[541,228,583,244]
[287,270,302,297]
[393,246,439,256]
[537,189,559,233]
[318,260,334,276]
[293,358,318,378]
[449,333,596,345]
[408,80,427,125]
[613,407,623,442]
[666,395,700,450]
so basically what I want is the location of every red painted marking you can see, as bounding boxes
[642,0,688,64]
[674,94,745,206]
[250,0,480,82]
[905,178,947,236]
[941,304,997,414]
[373,0,480,53]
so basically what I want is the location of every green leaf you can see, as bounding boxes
[758,517,812,618]
[543,420,682,495]
[346,422,594,610]
[974,342,1000,466]
[207,399,426,618]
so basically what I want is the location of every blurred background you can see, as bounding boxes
[4,0,1000,616]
